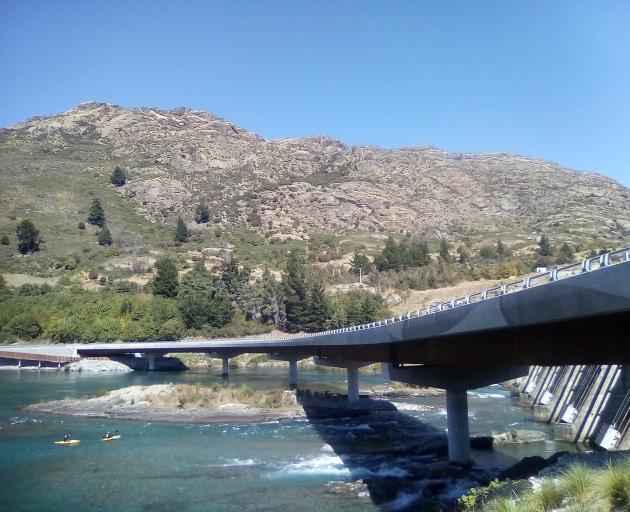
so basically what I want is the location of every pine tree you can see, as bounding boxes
[208,291,233,327]
[110,166,126,186]
[220,258,250,306]
[350,252,372,275]
[16,219,40,254]
[152,257,179,298]
[98,227,113,246]
[538,234,552,257]
[283,251,307,332]
[87,198,106,227]
[1,235,9,245]
[179,261,214,328]
[259,269,285,328]
[304,279,328,332]
[0,274,10,301]
[381,236,402,270]
[194,199,210,224]
[174,216,189,243]
[407,239,430,267]
[557,242,574,264]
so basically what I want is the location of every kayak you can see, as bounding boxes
[101,435,121,441]
[54,439,81,445]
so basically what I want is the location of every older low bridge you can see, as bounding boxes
[4,247,630,463]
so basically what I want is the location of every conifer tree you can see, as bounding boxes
[98,227,113,246]
[304,279,328,332]
[350,252,371,276]
[407,239,430,267]
[259,269,285,328]
[208,291,233,327]
[557,242,574,264]
[283,251,307,332]
[179,261,214,328]
[110,166,126,186]
[0,274,9,301]
[87,198,106,227]
[16,219,40,254]
[194,199,210,224]
[152,257,179,298]
[538,234,552,257]
[1,235,9,245]
[174,216,189,243]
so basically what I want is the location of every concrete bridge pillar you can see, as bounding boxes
[383,363,528,464]
[222,357,230,378]
[289,358,298,388]
[147,354,157,371]
[313,357,369,401]
[446,389,470,464]
[347,365,359,402]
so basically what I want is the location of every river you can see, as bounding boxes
[0,368,580,511]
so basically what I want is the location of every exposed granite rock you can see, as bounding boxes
[3,102,628,245]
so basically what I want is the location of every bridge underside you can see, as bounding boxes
[83,310,628,365]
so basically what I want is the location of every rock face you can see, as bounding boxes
[1,102,629,244]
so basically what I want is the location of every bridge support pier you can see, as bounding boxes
[289,358,298,388]
[313,357,370,401]
[347,365,359,402]
[269,355,306,388]
[147,354,157,371]
[383,363,529,464]
[446,389,470,464]
[222,357,229,378]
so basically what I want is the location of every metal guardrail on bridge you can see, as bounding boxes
[287,245,630,340]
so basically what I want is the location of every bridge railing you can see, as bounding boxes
[305,245,630,339]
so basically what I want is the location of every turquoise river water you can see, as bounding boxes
[0,368,580,511]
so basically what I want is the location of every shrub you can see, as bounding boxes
[88,269,99,280]
[110,166,126,186]
[98,227,113,246]
[1,235,9,245]
[16,219,40,254]
[78,221,86,230]
[8,313,43,339]
[87,198,106,227]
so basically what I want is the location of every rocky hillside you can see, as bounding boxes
[0,102,628,268]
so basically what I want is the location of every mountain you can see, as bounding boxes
[0,102,628,272]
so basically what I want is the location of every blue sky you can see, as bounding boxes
[1,1,629,186]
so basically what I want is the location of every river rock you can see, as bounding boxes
[492,429,547,444]
[65,359,132,373]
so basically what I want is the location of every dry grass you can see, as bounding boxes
[146,383,291,410]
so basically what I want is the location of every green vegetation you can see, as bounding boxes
[1,235,9,245]
[373,236,430,271]
[178,261,232,329]
[174,216,189,243]
[194,198,210,224]
[152,257,179,298]
[110,166,126,187]
[98,226,113,246]
[458,458,630,512]
[87,198,106,227]
[16,219,40,254]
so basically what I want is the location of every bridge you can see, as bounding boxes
[3,247,629,464]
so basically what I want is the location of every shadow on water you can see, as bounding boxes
[298,391,522,512]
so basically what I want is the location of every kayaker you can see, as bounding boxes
[102,431,111,439]
[63,432,71,442]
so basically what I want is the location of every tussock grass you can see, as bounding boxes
[598,461,630,512]
[472,458,630,512]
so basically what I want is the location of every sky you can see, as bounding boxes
[1,1,629,186]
